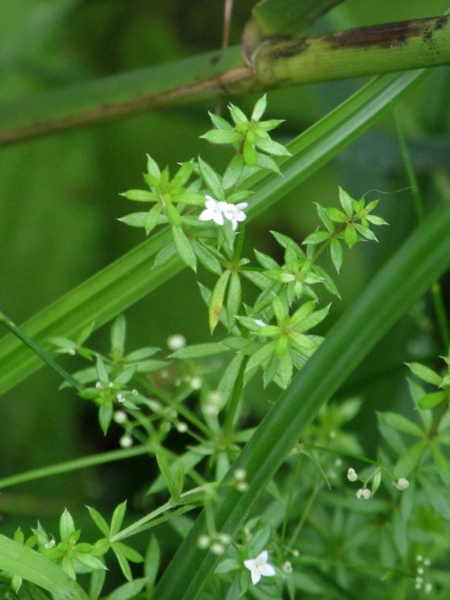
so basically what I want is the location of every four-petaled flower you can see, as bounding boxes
[244,550,276,585]
[199,195,248,231]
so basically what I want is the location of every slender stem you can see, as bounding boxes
[0,310,82,391]
[287,480,321,550]
[279,452,303,551]
[0,446,149,490]
[1,16,450,147]
[394,110,450,351]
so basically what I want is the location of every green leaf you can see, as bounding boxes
[201,130,242,144]
[103,578,148,600]
[255,138,291,156]
[110,501,127,537]
[59,509,75,543]
[87,507,110,538]
[121,189,157,202]
[302,231,331,245]
[99,403,114,435]
[420,476,450,521]
[329,238,343,272]
[146,155,161,180]
[315,203,334,233]
[144,204,163,235]
[172,227,197,271]
[192,240,223,275]
[378,412,424,438]
[344,225,358,247]
[208,112,233,130]
[144,536,160,585]
[0,535,89,600]
[209,271,231,333]
[430,443,450,485]
[226,272,242,329]
[251,94,267,120]
[405,362,442,386]
[155,448,178,503]
[114,549,134,582]
[338,187,354,218]
[223,154,245,189]
[171,342,230,359]
[110,315,126,355]
[198,157,224,201]
[418,390,447,410]
[112,542,144,564]
[246,341,276,373]
[117,212,148,228]
[393,440,427,479]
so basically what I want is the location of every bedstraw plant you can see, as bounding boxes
[1,94,450,600]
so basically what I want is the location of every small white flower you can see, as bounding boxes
[199,196,229,226]
[197,535,210,549]
[113,410,128,424]
[223,202,248,231]
[347,468,358,482]
[254,319,266,327]
[190,376,203,390]
[210,542,225,555]
[281,561,292,575]
[244,550,276,585]
[356,488,371,500]
[234,468,247,482]
[167,334,186,350]
[395,478,409,490]
[44,539,56,549]
[119,434,133,448]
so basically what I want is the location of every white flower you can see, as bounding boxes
[254,319,266,327]
[198,196,248,231]
[244,550,276,585]
[199,196,229,226]
[167,334,186,351]
[113,410,128,424]
[395,477,409,490]
[119,434,133,448]
[223,202,248,231]
[356,488,371,500]
[347,468,358,482]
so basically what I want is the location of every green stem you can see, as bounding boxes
[0,310,81,390]
[1,16,450,146]
[0,446,149,490]
[279,452,303,550]
[394,110,450,350]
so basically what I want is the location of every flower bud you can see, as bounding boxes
[395,478,409,491]
[347,468,358,482]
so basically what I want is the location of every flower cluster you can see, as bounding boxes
[199,195,248,231]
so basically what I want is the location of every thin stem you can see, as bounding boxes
[0,310,82,391]
[0,446,149,490]
[394,109,450,351]
[279,452,303,551]
[287,479,321,551]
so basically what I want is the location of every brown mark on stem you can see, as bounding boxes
[323,16,449,50]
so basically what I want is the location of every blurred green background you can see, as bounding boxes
[0,0,449,564]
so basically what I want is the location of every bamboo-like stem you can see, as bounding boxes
[0,16,449,147]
